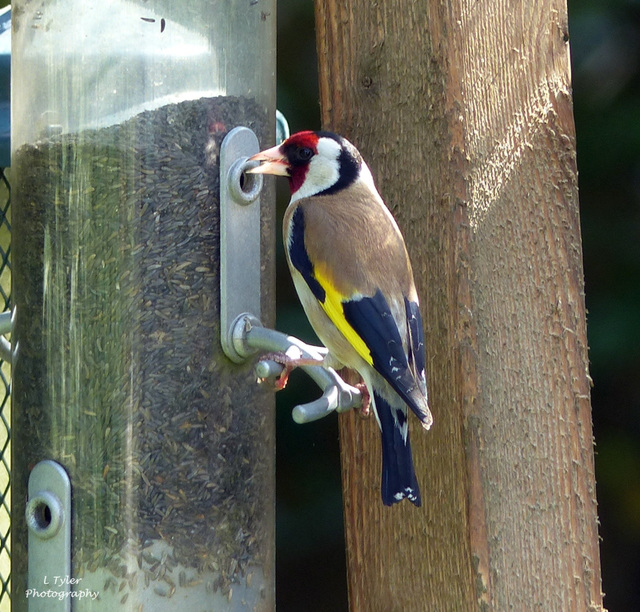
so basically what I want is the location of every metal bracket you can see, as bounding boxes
[229,315,363,423]
[0,307,13,363]
[220,126,264,363]
[275,109,290,145]
[26,460,72,611]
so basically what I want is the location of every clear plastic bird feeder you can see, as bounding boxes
[11,1,276,610]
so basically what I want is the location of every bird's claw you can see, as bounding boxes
[355,382,372,418]
[240,323,362,422]
[257,351,324,391]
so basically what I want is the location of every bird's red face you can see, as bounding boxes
[248,130,362,201]
[248,131,321,195]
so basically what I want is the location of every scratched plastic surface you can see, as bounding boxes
[11,1,276,610]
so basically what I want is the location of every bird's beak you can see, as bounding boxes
[246,144,290,176]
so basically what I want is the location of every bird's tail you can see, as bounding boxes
[373,390,421,507]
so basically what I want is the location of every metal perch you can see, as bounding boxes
[227,314,363,424]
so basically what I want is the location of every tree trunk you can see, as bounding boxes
[314,1,605,610]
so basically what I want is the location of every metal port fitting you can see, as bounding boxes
[27,460,72,610]
[219,122,361,423]
[219,127,263,363]
[227,156,263,205]
[0,307,14,364]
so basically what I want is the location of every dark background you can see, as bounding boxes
[275,1,640,610]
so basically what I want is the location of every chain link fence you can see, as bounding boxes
[0,167,10,612]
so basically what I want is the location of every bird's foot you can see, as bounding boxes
[355,382,371,418]
[258,351,324,391]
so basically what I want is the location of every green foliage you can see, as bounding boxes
[570,0,640,608]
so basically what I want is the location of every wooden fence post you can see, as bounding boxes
[315,1,605,610]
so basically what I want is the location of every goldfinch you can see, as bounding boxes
[248,131,432,506]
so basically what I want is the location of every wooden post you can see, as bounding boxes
[314,1,605,610]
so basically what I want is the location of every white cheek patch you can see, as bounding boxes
[290,138,343,203]
[316,137,342,159]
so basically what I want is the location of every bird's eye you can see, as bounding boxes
[297,147,314,162]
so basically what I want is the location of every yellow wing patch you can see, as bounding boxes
[313,267,374,367]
